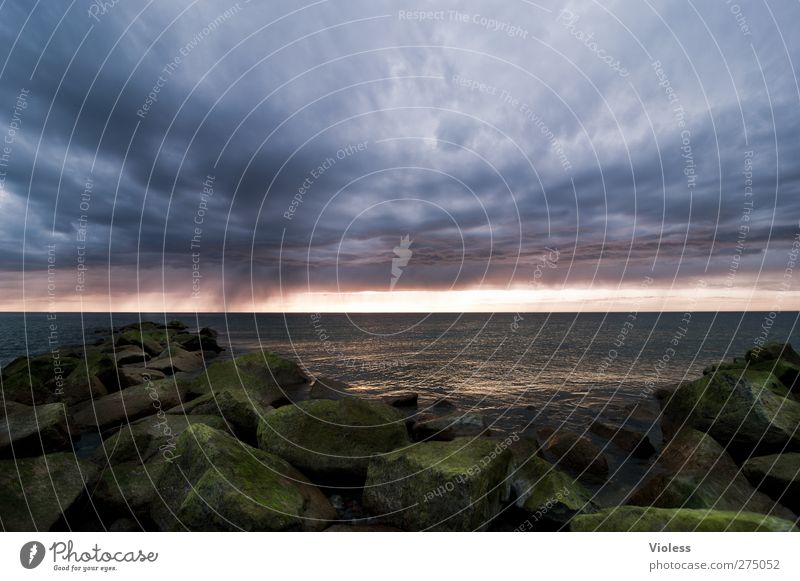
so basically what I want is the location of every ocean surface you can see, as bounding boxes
[2,311,799,439]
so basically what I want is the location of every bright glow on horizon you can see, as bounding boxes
[5,278,798,313]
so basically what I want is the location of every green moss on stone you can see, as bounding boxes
[571,506,797,532]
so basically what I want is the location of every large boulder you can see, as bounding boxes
[589,403,659,459]
[145,347,204,375]
[170,328,223,353]
[153,424,335,531]
[257,398,410,484]
[384,392,418,408]
[92,458,169,521]
[1,353,80,405]
[114,347,150,366]
[538,428,609,479]
[742,453,800,514]
[0,402,74,457]
[628,427,794,520]
[510,447,594,525]
[167,390,270,445]
[571,506,797,532]
[117,367,166,386]
[71,376,190,432]
[60,351,129,404]
[661,369,800,456]
[363,437,513,531]
[746,341,800,365]
[115,325,171,357]
[0,453,98,530]
[189,351,307,402]
[93,413,228,466]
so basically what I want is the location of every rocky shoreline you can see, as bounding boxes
[1,320,799,531]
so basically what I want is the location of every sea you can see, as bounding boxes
[1,311,798,439]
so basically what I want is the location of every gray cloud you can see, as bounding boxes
[0,0,798,309]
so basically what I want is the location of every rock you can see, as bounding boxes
[510,446,594,524]
[411,413,490,441]
[629,427,795,520]
[1,353,80,405]
[363,437,513,531]
[750,358,800,395]
[384,392,418,407]
[308,376,351,400]
[71,376,190,432]
[0,453,99,531]
[166,320,188,330]
[589,418,656,459]
[432,398,456,410]
[114,347,150,366]
[117,367,166,386]
[120,321,164,332]
[167,390,271,445]
[93,413,228,466]
[0,402,75,457]
[189,351,307,401]
[571,506,797,532]
[742,453,800,514]
[145,347,204,375]
[93,458,169,519]
[171,329,223,353]
[538,428,609,479]
[61,351,130,404]
[661,369,800,456]
[115,328,169,357]
[153,424,335,531]
[258,398,410,484]
[746,341,800,365]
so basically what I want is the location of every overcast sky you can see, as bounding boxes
[0,0,798,311]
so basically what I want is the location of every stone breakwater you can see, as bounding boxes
[1,320,799,532]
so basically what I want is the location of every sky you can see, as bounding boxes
[0,0,798,312]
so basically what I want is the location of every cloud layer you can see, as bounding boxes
[0,0,798,311]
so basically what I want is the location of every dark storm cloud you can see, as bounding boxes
[0,0,798,308]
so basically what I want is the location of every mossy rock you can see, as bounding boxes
[0,453,98,531]
[71,376,190,432]
[510,450,594,524]
[257,398,410,484]
[93,413,228,466]
[746,341,800,365]
[189,351,306,401]
[115,329,170,357]
[166,320,188,330]
[363,437,512,531]
[60,351,126,405]
[168,390,270,445]
[152,424,335,531]
[750,359,800,395]
[538,428,609,479]
[170,331,223,353]
[1,353,80,405]
[93,458,169,520]
[662,369,800,455]
[743,453,800,514]
[629,427,795,520]
[0,402,75,458]
[571,506,797,532]
[120,321,165,332]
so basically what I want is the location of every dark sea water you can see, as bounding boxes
[2,311,799,438]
